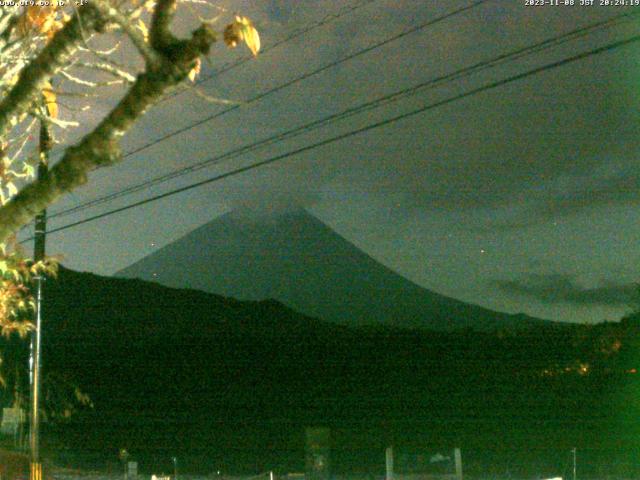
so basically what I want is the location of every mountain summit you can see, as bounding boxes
[117,209,548,330]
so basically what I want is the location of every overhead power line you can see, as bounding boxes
[47,0,489,219]
[47,8,639,221]
[47,0,489,220]
[24,31,640,242]
[121,0,489,159]
[181,0,381,90]
[47,0,380,160]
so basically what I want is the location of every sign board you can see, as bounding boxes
[0,408,25,436]
[127,461,138,479]
[305,427,330,480]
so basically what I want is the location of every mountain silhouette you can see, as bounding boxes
[0,267,629,474]
[117,209,549,331]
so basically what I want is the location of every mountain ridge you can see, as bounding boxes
[0,266,630,474]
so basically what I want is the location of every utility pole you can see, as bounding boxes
[29,118,50,480]
[454,448,463,480]
[385,446,393,480]
[572,447,577,480]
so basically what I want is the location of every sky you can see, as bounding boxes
[18,0,640,324]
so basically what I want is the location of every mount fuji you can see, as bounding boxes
[117,209,549,331]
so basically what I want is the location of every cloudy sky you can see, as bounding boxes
[20,0,640,324]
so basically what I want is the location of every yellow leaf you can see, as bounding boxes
[5,182,17,198]
[236,16,261,56]
[137,18,149,41]
[188,58,201,82]
[42,81,58,119]
[47,20,64,40]
[18,6,58,37]
[223,23,241,48]
[224,16,260,56]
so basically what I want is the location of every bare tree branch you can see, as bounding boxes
[73,61,136,84]
[0,7,103,142]
[90,0,162,67]
[0,11,216,243]
[150,0,178,50]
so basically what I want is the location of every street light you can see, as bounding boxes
[119,448,130,480]
[172,456,178,480]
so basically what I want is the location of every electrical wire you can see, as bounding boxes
[22,31,640,242]
[121,0,489,159]
[46,0,382,159]
[44,0,491,220]
[47,7,639,222]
